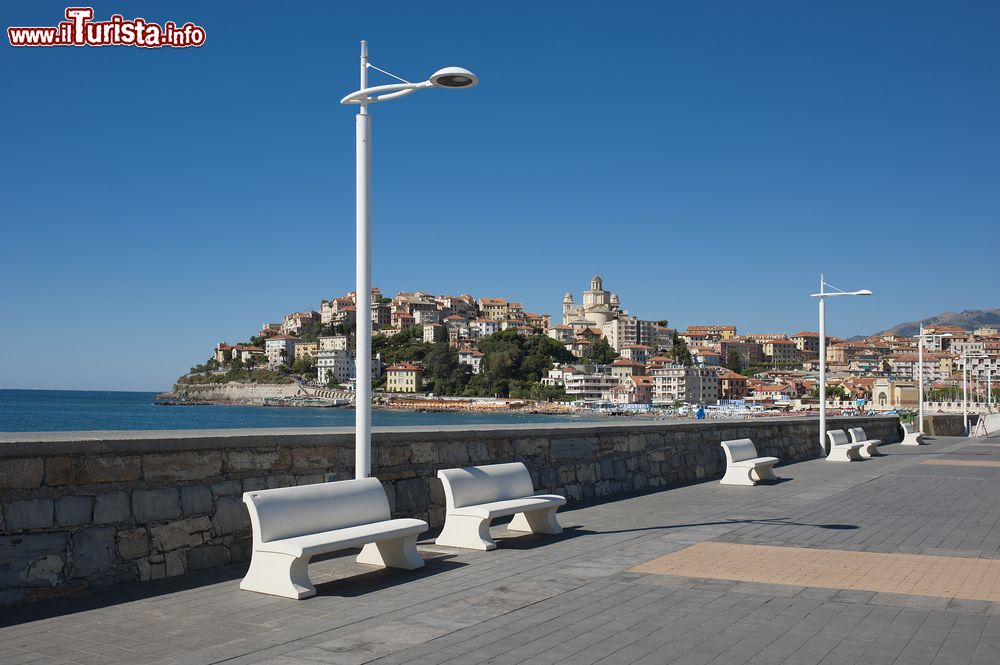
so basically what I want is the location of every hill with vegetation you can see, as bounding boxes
[876,308,1000,337]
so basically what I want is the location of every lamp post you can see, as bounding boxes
[341,41,478,479]
[811,275,872,454]
[916,326,950,433]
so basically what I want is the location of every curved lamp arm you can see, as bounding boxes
[340,81,434,105]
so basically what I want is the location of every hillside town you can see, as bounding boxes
[202,274,999,415]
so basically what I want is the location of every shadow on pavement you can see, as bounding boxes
[316,553,467,597]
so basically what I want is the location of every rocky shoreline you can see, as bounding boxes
[156,380,583,414]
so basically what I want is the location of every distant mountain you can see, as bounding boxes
[868,308,1000,338]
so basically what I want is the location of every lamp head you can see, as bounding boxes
[853,289,873,296]
[429,66,479,89]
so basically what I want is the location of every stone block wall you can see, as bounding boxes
[922,414,972,437]
[0,416,898,606]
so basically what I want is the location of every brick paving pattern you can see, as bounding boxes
[2,433,1000,664]
[629,542,1000,601]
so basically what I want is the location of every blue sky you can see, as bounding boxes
[2,1,997,391]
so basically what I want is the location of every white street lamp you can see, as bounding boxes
[341,41,478,479]
[916,326,951,433]
[811,275,872,455]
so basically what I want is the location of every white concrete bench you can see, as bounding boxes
[847,427,882,458]
[435,462,566,550]
[826,430,865,462]
[241,478,427,599]
[901,422,924,446]
[719,438,779,486]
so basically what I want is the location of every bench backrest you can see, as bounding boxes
[827,429,850,446]
[902,423,915,435]
[243,477,390,544]
[848,427,867,443]
[437,462,536,511]
[720,438,759,464]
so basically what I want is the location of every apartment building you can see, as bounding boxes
[293,341,319,361]
[601,316,657,352]
[761,339,799,365]
[651,365,718,405]
[790,331,820,355]
[264,336,299,368]
[319,335,350,354]
[717,370,749,400]
[478,297,510,320]
[563,369,620,401]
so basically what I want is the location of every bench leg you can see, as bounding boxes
[435,514,495,550]
[720,466,755,486]
[508,507,562,535]
[240,550,315,600]
[356,534,424,570]
[857,444,873,459]
[901,434,922,446]
[826,446,858,462]
[750,463,777,482]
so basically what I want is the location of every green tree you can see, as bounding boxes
[585,338,619,364]
[291,356,316,378]
[671,332,692,366]
[809,385,847,399]
[422,341,471,395]
[372,326,433,365]
[724,350,742,372]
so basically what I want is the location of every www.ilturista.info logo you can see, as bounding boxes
[8,7,206,48]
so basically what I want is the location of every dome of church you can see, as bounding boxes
[588,306,612,326]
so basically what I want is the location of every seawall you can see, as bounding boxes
[0,416,910,605]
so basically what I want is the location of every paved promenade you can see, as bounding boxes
[3,434,1000,665]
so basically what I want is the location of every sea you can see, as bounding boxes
[0,389,607,433]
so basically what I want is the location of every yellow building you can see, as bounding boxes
[872,378,918,409]
[293,341,319,361]
[385,362,423,393]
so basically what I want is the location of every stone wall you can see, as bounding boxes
[922,414,972,437]
[0,416,898,606]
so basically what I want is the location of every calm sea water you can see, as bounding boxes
[0,389,607,433]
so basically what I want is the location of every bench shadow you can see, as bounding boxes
[488,517,859,551]
[314,551,466,598]
[750,477,793,486]
[489,525,594,550]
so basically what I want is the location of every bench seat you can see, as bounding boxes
[436,462,566,551]
[256,518,427,558]
[826,430,865,462]
[241,478,428,600]
[720,439,780,485]
[448,495,566,520]
[901,423,924,446]
[848,427,882,458]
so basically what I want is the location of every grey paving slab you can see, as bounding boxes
[2,436,999,665]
